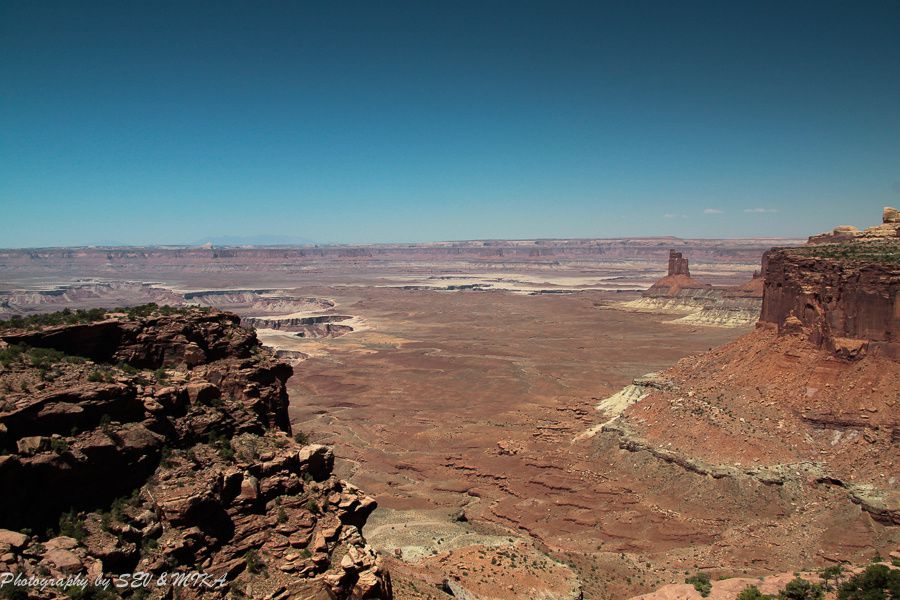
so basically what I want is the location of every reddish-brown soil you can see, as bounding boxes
[2,239,893,600]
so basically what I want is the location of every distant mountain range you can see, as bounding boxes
[189,234,321,246]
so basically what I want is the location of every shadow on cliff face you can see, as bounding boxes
[0,310,279,535]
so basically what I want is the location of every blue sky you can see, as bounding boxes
[2,0,899,247]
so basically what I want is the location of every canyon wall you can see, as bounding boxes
[760,242,899,360]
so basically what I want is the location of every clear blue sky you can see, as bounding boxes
[2,0,899,247]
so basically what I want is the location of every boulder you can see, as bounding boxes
[16,436,49,455]
[299,445,334,482]
[0,529,28,551]
[42,548,82,573]
[186,381,220,404]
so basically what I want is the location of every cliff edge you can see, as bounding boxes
[0,307,391,599]
[760,209,899,360]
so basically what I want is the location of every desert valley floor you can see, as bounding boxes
[0,239,895,599]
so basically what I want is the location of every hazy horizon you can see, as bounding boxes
[1,231,812,251]
[2,1,899,247]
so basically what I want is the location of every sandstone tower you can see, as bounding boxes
[667,250,691,277]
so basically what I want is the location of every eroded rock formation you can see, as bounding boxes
[621,250,762,327]
[760,213,899,360]
[807,206,900,244]
[584,214,900,588]
[667,250,691,277]
[0,308,391,599]
[242,315,355,339]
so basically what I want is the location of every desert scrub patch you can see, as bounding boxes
[686,572,712,597]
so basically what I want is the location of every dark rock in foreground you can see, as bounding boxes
[0,308,391,599]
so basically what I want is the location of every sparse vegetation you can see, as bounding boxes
[49,438,69,454]
[293,430,309,445]
[87,369,114,383]
[686,573,712,597]
[0,586,29,600]
[208,433,235,461]
[786,239,899,263]
[820,565,845,591]
[777,577,823,600]
[57,509,88,542]
[244,549,266,574]
[0,308,108,332]
[837,564,900,600]
[738,585,773,600]
[63,583,118,600]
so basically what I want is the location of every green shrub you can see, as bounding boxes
[686,573,712,597]
[57,510,87,542]
[87,370,109,383]
[49,438,69,454]
[738,586,773,600]
[820,565,845,591]
[0,584,30,600]
[293,431,309,445]
[778,577,823,600]
[837,564,900,600]
[115,361,138,375]
[244,549,266,574]
[0,344,25,366]
[208,433,235,461]
[26,347,68,369]
[0,308,108,332]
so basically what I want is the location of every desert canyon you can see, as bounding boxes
[0,210,897,600]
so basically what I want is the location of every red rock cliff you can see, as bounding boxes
[760,240,899,360]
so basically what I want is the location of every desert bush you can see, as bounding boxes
[244,549,266,574]
[0,308,108,332]
[57,509,87,542]
[0,344,25,367]
[686,573,712,597]
[738,586,772,600]
[778,577,823,600]
[820,565,845,591]
[837,564,900,600]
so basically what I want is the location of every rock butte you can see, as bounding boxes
[619,250,763,327]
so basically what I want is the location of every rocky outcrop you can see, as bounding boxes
[0,308,391,599]
[645,251,711,298]
[620,250,762,327]
[807,206,900,244]
[760,231,899,361]
[667,250,691,277]
[242,315,355,339]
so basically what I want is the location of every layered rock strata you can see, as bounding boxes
[0,308,391,599]
[621,250,762,327]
